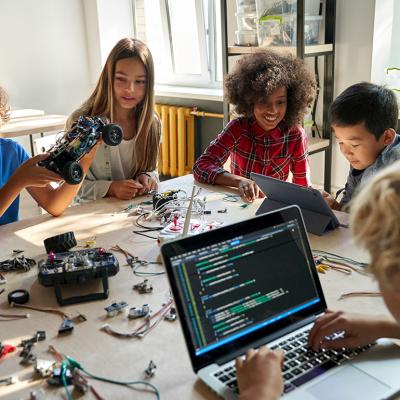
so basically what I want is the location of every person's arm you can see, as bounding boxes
[27,144,99,216]
[290,128,311,187]
[193,121,237,185]
[236,346,284,400]
[308,310,400,351]
[0,154,63,219]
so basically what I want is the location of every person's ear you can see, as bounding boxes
[383,128,396,145]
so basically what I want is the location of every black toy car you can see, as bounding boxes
[39,116,123,184]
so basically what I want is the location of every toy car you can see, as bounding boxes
[39,116,123,184]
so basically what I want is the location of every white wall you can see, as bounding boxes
[0,0,91,114]
[329,0,376,190]
[0,0,92,152]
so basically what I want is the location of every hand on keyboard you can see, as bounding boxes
[236,346,284,400]
[308,310,390,351]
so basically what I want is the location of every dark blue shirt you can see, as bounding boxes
[0,138,29,225]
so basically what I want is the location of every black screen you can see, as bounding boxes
[170,219,321,356]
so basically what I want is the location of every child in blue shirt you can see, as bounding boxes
[0,87,98,225]
[322,82,399,210]
[0,138,98,225]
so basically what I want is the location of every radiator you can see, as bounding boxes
[155,104,195,177]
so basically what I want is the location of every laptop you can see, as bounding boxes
[250,173,340,236]
[161,205,400,400]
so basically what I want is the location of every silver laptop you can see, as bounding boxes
[161,205,400,400]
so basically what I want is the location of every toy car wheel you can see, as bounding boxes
[101,124,123,146]
[44,232,77,254]
[62,161,83,185]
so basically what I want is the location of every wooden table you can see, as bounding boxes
[0,175,391,399]
[0,114,67,155]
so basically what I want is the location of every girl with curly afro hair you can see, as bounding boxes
[193,49,316,202]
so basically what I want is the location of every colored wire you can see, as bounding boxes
[339,291,381,300]
[10,302,70,319]
[61,355,160,399]
[131,262,165,277]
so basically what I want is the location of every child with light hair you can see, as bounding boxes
[236,161,400,399]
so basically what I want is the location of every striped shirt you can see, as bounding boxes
[193,116,310,186]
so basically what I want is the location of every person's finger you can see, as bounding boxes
[130,180,144,189]
[245,348,256,360]
[31,153,50,163]
[235,356,243,370]
[309,318,347,350]
[308,310,338,346]
[318,336,356,350]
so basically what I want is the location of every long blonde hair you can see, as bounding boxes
[350,160,400,291]
[67,38,160,177]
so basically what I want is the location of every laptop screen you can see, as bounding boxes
[162,206,326,371]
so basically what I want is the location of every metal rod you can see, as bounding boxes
[190,111,224,119]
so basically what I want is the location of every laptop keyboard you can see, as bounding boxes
[213,329,375,395]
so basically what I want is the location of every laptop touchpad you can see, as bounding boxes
[307,365,390,400]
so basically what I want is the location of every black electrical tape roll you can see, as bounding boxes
[8,289,30,304]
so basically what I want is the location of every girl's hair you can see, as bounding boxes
[67,38,160,177]
[224,49,316,128]
[0,86,10,125]
[350,160,400,291]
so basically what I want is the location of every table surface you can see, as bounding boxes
[0,175,391,400]
[0,114,67,138]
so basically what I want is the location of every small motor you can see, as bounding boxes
[152,190,179,210]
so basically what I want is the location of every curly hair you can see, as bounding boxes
[225,49,316,128]
[0,86,10,126]
[350,160,400,291]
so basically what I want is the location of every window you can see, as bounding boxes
[133,0,222,88]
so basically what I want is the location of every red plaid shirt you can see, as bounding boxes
[193,117,310,186]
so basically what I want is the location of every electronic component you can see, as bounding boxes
[104,301,128,317]
[0,341,16,360]
[58,319,74,334]
[0,376,15,386]
[20,342,37,365]
[20,331,46,347]
[144,360,157,379]
[164,306,177,322]
[0,256,35,272]
[8,289,30,304]
[35,359,56,378]
[47,367,72,386]
[158,217,223,244]
[38,247,119,305]
[133,279,153,294]
[128,304,151,319]
[152,190,180,210]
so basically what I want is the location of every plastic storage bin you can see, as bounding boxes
[236,11,257,31]
[255,0,323,47]
[235,29,258,46]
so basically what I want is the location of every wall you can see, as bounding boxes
[0,0,91,153]
[330,0,376,190]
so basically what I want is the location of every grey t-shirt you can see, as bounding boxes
[340,134,400,207]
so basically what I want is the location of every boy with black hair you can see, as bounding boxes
[323,82,399,210]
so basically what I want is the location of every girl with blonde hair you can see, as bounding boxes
[67,38,161,200]
[235,161,400,399]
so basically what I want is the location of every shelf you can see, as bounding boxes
[228,44,333,57]
[308,137,330,154]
